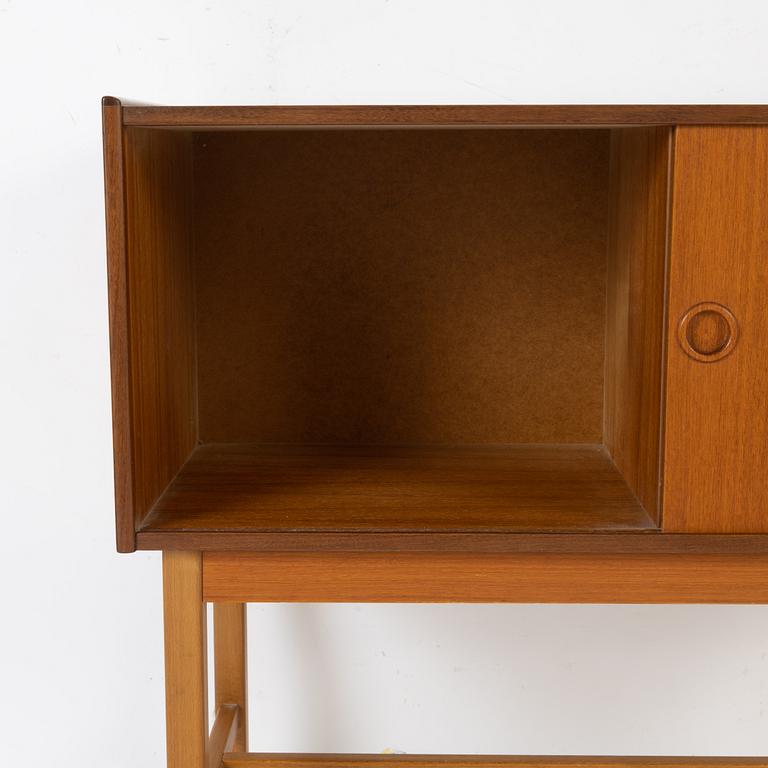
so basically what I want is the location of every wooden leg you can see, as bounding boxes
[163,551,209,768]
[214,603,249,752]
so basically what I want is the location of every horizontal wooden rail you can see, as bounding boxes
[140,531,768,554]
[120,104,768,127]
[220,754,768,768]
[203,552,768,603]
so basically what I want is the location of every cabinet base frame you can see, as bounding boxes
[163,551,768,768]
[202,551,768,604]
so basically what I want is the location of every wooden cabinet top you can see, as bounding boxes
[105,97,768,127]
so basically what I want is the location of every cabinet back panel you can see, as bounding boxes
[193,130,610,444]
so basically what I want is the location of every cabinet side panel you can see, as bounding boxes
[102,100,135,551]
[123,127,197,532]
[664,126,768,532]
[604,128,671,524]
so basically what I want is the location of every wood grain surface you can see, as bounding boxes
[194,129,609,445]
[102,98,136,551]
[214,604,248,752]
[142,443,654,535]
[137,530,768,554]
[208,705,239,768]
[663,127,768,532]
[118,103,768,127]
[604,128,671,525]
[163,551,208,768]
[202,551,768,603]
[106,98,768,554]
[122,127,198,535]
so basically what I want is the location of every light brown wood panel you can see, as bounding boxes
[141,443,654,535]
[214,604,248,752]
[604,128,671,525]
[102,98,135,552]
[118,101,768,127]
[663,127,768,532]
[122,127,197,534]
[221,758,768,768]
[163,551,208,768]
[202,551,768,603]
[193,129,609,445]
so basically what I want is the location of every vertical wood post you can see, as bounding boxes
[214,603,249,752]
[163,551,209,768]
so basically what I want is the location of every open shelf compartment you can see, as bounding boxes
[110,119,671,549]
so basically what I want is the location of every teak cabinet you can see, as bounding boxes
[102,99,768,767]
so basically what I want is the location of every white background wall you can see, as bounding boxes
[2,2,768,765]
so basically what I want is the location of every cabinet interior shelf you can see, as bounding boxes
[141,443,656,536]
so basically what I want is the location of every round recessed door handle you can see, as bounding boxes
[678,302,739,362]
